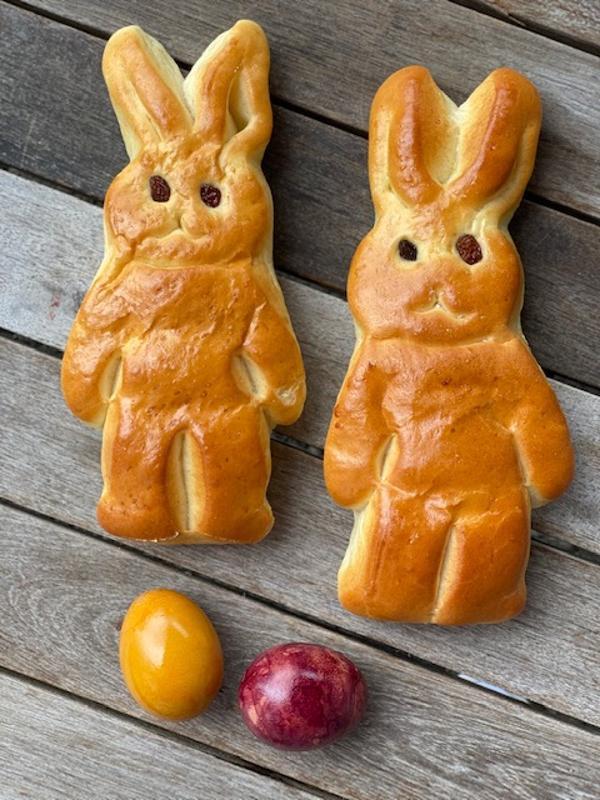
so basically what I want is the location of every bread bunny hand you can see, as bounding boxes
[507,343,575,506]
[324,351,390,508]
[61,280,130,425]
[239,299,307,426]
[61,22,304,543]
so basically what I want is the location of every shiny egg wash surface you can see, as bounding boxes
[119,589,223,719]
[238,643,367,749]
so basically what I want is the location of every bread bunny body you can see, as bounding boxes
[62,22,305,543]
[324,67,573,623]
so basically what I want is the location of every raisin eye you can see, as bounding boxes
[398,239,418,261]
[149,175,170,202]
[200,183,221,208]
[456,234,482,265]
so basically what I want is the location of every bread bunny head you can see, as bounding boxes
[101,22,272,272]
[349,66,541,344]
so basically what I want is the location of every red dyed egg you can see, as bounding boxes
[238,642,367,749]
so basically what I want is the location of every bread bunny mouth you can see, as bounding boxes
[147,229,211,246]
[133,229,217,268]
[413,292,476,322]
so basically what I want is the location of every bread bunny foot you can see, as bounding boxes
[338,489,452,622]
[97,400,177,542]
[430,488,530,625]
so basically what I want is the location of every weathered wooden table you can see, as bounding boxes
[1,2,598,798]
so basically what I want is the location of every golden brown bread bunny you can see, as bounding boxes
[62,22,305,543]
[324,66,574,624]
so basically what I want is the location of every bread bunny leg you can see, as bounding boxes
[184,402,273,543]
[339,486,453,621]
[97,398,177,541]
[431,487,530,625]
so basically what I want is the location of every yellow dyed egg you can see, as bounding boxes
[119,588,223,720]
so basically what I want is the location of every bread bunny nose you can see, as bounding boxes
[426,256,460,280]
[178,206,205,238]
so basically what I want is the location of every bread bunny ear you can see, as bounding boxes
[103,26,192,158]
[448,68,541,222]
[183,20,272,162]
[369,66,456,213]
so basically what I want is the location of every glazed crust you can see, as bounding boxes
[61,22,305,543]
[324,66,574,624]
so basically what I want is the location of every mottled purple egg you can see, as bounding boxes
[238,642,367,750]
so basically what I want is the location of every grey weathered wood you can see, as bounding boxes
[0,171,597,557]
[1,5,599,388]
[1,338,599,726]
[14,0,600,216]
[1,502,599,800]
[0,5,600,386]
[482,0,600,52]
[1,5,598,794]
[0,673,318,800]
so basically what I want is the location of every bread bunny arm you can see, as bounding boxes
[324,356,389,508]
[509,349,575,506]
[241,300,305,425]
[61,278,130,425]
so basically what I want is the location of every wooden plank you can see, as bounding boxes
[0,170,597,557]
[481,0,600,53]
[1,338,599,726]
[13,0,600,216]
[1,4,599,388]
[1,673,317,800]
[2,502,600,800]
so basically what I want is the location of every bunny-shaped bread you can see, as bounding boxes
[61,22,305,543]
[324,67,574,624]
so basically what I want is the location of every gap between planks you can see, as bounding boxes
[2,157,598,295]
[1,167,598,404]
[2,160,600,396]
[1,5,598,783]
[2,486,600,740]
[2,332,599,727]
[523,189,600,231]
[4,497,600,799]
[3,490,600,787]
[447,0,600,57]
[2,6,599,385]
[1,0,599,230]
[0,665,339,800]
[2,325,598,572]
[0,158,104,209]
[1,167,598,558]
[5,314,599,572]
[5,0,599,76]
[3,236,600,401]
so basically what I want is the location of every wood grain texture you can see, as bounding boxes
[0,171,597,557]
[1,3,598,387]
[1,5,598,794]
[481,0,600,52]
[14,0,600,216]
[0,673,318,800]
[1,502,599,800]
[1,338,599,726]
